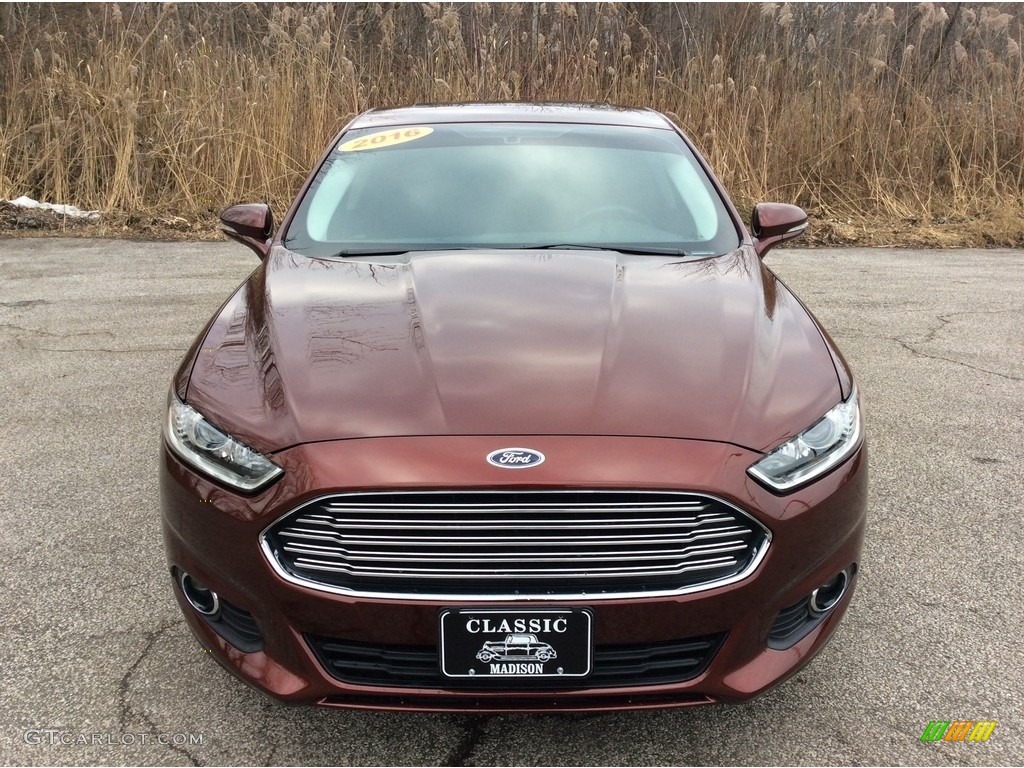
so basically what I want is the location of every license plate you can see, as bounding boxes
[438,608,593,679]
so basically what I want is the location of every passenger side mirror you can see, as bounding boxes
[219,203,274,260]
[751,203,808,259]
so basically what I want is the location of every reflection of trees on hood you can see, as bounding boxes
[661,249,783,320]
[244,259,286,412]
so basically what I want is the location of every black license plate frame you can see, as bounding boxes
[438,607,593,680]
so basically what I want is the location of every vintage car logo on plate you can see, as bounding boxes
[475,633,557,664]
[486,448,545,469]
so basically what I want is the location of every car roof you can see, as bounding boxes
[348,102,675,131]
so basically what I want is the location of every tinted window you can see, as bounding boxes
[284,122,739,257]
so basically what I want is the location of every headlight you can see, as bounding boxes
[164,395,283,492]
[748,387,862,492]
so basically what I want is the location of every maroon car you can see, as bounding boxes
[160,103,866,712]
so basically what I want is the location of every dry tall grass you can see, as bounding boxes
[1,2,1022,242]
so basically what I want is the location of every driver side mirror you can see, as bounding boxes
[219,203,274,260]
[751,203,808,259]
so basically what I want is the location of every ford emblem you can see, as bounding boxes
[486,448,545,469]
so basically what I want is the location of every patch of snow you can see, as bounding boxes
[4,195,101,220]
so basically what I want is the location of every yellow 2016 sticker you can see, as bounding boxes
[337,126,434,152]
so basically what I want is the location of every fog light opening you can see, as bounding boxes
[809,568,850,617]
[179,571,221,617]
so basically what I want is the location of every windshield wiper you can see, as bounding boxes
[322,246,473,258]
[521,243,689,256]
[323,248,412,258]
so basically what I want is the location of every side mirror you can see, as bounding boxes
[219,203,273,260]
[751,203,808,258]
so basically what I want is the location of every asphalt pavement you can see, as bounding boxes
[0,240,1021,766]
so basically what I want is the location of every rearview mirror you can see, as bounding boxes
[751,203,808,259]
[219,203,274,260]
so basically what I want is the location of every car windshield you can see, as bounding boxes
[283,122,740,258]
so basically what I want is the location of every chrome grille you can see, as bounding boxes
[261,491,769,599]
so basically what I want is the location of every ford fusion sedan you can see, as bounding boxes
[160,103,867,712]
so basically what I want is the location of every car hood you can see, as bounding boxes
[184,246,841,454]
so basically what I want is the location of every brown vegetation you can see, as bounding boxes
[1,2,1022,245]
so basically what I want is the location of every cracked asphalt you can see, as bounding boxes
[1,239,1022,766]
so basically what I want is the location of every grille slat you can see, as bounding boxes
[286,555,742,578]
[321,501,710,512]
[263,491,769,598]
[279,539,752,563]
[295,515,734,531]
[279,524,749,544]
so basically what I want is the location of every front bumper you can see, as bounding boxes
[160,434,867,712]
